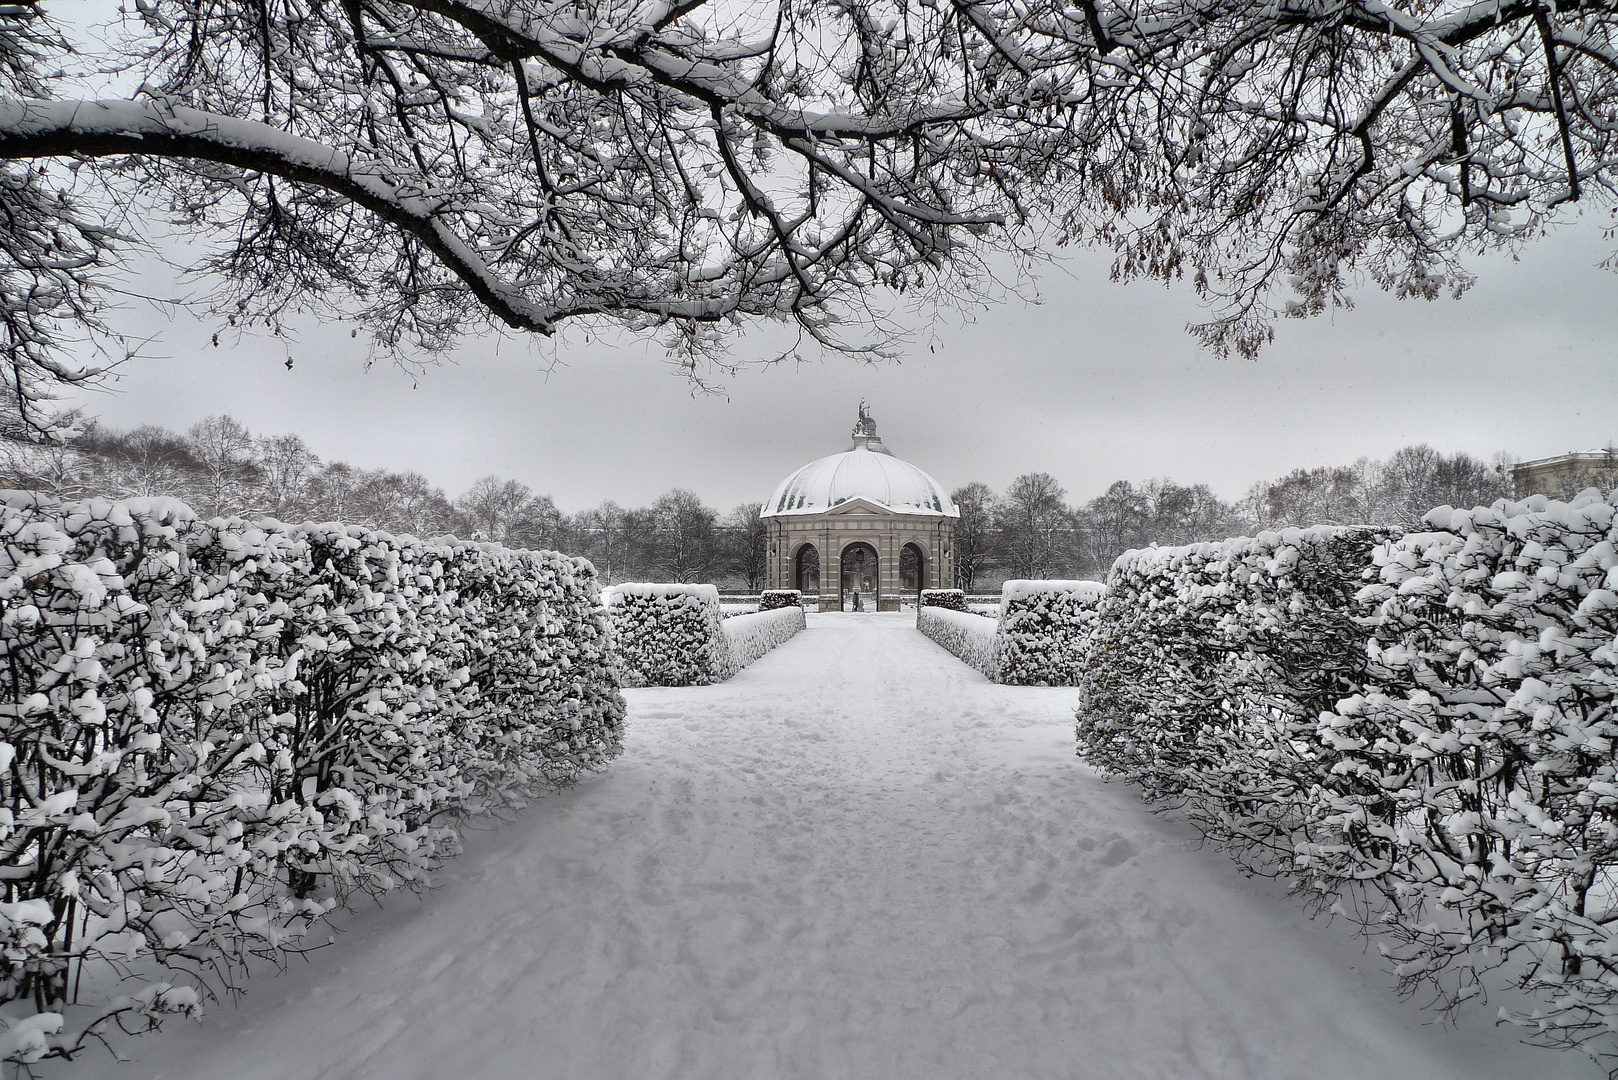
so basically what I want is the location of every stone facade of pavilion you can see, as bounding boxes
[762,407,958,612]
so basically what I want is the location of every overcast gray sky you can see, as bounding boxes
[62,209,1616,514]
[45,0,1618,515]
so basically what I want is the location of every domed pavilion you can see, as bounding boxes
[763,406,958,611]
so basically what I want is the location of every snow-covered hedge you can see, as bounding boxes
[1319,492,1618,1052]
[759,589,801,611]
[1077,527,1382,803]
[917,606,1000,679]
[920,588,966,610]
[995,580,1105,686]
[0,492,624,1063]
[607,583,803,685]
[604,584,729,686]
[1076,496,1618,1059]
[722,606,807,671]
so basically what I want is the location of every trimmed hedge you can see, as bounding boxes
[606,583,804,685]
[1076,496,1618,1060]
[723,606,807,671]
[759,589,802,611]
[604,584,730,686]
[917,606,999,679]
[920,588,966,610]
[1077,528,1381,804]
[0,492,623,1063]
[996,580,1105,686]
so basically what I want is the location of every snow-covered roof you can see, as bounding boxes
[763,408,956,519]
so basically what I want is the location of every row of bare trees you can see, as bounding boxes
[953,447,1513,589]
[0,415,769,587]
[2,416,1513,590]
[952,474,1245,588]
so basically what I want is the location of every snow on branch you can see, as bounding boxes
[0,0,1609,400]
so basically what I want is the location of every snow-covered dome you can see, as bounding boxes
[763,407,957,519]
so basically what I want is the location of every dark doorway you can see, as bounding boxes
[840,542,878,611]
[795,543,820,596]
[900,543,926,596]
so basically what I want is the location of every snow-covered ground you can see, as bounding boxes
[77,613,1601,1080]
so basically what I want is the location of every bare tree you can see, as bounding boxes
[186,414,259,516]
[998,472,1074,579]
[568,501,631,583]
[650,489,719,583]
[1080,480,1148,575]
[1,0,1611,426]
[352,469,458,536]
[1248,446,1512,530]
[723,502,768,591]
[1369,444,1508,527]
[1242,463,1376,530]
[254,432,323,522]
[309,461,362,524]
[76,424,198,499]
[508,492,565,551]
[949,481,999,591]
[455,476,540,544]
[0,431,89,496]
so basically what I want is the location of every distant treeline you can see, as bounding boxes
[952,445,1511,588]
[0,417,1512,590]
[0,415,769,588]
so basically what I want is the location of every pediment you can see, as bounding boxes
[824,496,891,516]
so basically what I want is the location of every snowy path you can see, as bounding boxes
[86,613,1599,1080]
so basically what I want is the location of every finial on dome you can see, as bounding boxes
[850,401,892,454]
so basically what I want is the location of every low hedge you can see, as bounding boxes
[917,606,999,679]
[995,580,1105,686]
[723,606,808,670]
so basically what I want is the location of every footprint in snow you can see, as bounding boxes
[1094,836,1136,866]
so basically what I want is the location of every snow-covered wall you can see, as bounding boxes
[995,580,1105,686]
[606,583,804,685]
[723,606,808,671]
[1077,492,1618,1054]
[0,491,624,1060]
[917,606,1000,679]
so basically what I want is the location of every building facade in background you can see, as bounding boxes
[762,407,957,612]
[1511,449,1618,500]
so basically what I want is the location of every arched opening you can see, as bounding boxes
[840,542,878,612]
[794,543,820,596]
[900,542,927,596]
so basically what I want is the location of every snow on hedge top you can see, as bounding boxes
[1415,488,1611,539]
[999,579,1106,602]
[1112,526,1365,576]
[603,583,720,605]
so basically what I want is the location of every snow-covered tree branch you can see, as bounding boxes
[0,0,1614,426]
